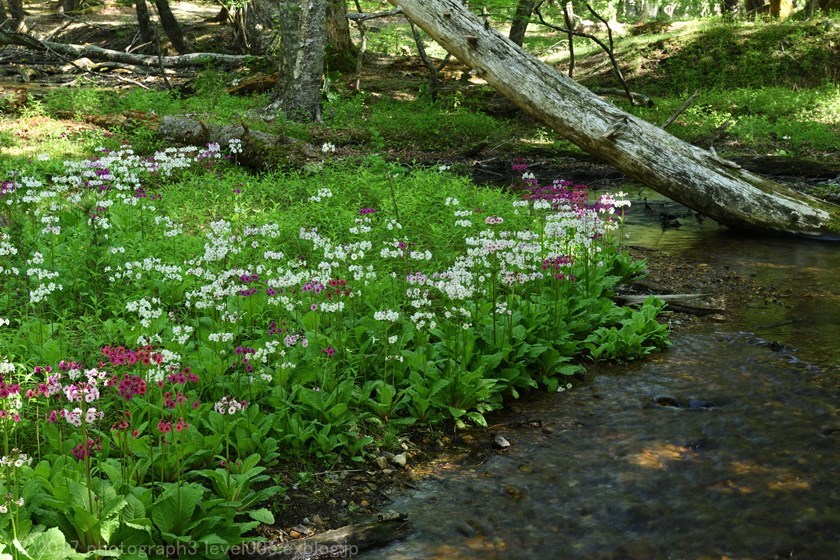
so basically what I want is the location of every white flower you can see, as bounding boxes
[374,309,399,322]
[85,408,101,424]
[388,335,398,345]
[321,142,336,154]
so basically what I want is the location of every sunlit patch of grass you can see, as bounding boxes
[0,116,121,162]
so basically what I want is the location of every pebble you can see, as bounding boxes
[375,456,390,470]
[454,522,477,537]
[392,452,408,467]
[494,435,511,449]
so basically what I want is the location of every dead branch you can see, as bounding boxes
[0,29,259,68]
[346,7,403,22]
[351,0,368,92]
[409,21,452,99]
[533,1,635,106]
[592,87,653,107]
[230,512,411,560]
[661,89,700,129]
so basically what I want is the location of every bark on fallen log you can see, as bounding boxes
[227,73,279,95]
[158,116,319,169]
[231,512,411,560]
[0,29,260,68]
[614,294,726,315]
[387,0,840,238]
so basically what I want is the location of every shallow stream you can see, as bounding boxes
[362,189,840,560]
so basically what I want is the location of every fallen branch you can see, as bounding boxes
[0,29,259,68]
[661,89,700,129]
[614,293,725,316]
[346,7,403,22]
[231,512,411,560]
[592,87,653,107]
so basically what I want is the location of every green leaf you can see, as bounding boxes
[465,412,487,427]
[152,483,204,536]
[247,508,275,524]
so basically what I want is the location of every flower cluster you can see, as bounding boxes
[214,396,247,415]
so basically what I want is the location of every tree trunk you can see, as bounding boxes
[153,0,190,54]
[268,0,327,122]
[769,0,794,17]
[508,0,537,47]
[135,0,157,53]
[386,0,840,238]
[818,0,839,11]
[61,0,82,14]
[5,0,25,32]
[744,0,769,14]
[326,0,356,70]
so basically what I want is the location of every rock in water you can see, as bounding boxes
[494,435,511,450]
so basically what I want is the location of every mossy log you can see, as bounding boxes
[158,116,319,170]
[388,0,840,239]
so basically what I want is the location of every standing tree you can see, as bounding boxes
[153,0,191,53]
[509,0,538,46]
[135,0,158,53]
[385,0,840,237]
[61,0,82,13]
[264,0,328,122]
[327,0,357,69]
[0,0,25,32]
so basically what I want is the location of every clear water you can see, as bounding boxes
[362,190,840,560]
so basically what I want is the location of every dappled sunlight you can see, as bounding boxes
[708,479,755,495]
[628,442,691,469]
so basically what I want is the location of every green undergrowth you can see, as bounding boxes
[0,140,668,557]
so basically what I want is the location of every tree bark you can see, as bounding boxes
[157,115,319,169]
[268,0,327,122]
[230,512,411,560]
[153,0,191,54]
[4,0,25,32]
[769,0,794,18]
[327,0,357,70]
[0,29,256,68]
[135,0,157,53]
[61,0,81,14]
[386,0,840,238]
[509,0,537,47]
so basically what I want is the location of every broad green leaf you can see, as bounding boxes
[248,508,275,524]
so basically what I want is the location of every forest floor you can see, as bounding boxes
[2,0,839,550]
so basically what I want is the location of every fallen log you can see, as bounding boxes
[0,29,259,68]
[387,0,840,238]
[231,511,411,560]
[227,73,279,95]
[158,116,319,169]
[614,294,726,316]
